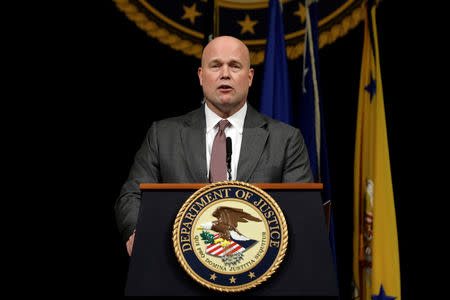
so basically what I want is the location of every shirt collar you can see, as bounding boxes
[227,102,246,134]
[205,102,247,134]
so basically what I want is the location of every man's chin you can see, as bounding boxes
[206,98,244,117]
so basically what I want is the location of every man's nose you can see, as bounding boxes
[220,65,231,79]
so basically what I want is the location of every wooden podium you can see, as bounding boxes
[125,183,338,297]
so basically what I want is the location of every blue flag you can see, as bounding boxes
[299,0,339,293]
[259,0,292,125]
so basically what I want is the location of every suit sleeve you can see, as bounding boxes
[114,122,161,242]
[282,128,314,183]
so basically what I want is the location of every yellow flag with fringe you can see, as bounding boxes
[352,2,401,300]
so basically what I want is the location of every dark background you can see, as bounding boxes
[30,0,412,297]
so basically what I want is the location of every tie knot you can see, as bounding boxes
[217,119,230,132]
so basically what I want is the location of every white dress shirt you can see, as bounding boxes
[205,103,247,181]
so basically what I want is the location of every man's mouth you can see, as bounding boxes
[218,84,233,92]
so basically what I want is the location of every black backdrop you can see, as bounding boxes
[42,0,410,298]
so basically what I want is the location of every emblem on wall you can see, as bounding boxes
[112,0,369,65]
[172,181,288,292]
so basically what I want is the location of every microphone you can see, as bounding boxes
[226,137,232,180]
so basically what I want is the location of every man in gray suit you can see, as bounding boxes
[116,36,313,255]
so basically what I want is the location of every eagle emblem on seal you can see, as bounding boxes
[198,206,262,265]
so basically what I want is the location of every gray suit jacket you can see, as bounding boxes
[115,104,313,241]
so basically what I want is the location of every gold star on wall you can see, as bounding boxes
[210,273,217,281]
[229,276,236,284]
[237,14,258,35]
[182,3,202,24]
[248,272,255,279]
[294,2,306,23]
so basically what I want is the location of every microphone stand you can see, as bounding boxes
[226,137,232,180]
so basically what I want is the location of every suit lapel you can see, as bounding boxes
[237,105,268,182]
[180,106,208,182]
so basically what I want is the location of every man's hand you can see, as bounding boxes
[126,230,136,256]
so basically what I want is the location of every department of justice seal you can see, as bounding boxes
[172,181,288,292]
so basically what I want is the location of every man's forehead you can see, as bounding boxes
[202,45,250,67]
[204,44,244,57]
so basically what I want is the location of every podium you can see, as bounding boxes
[125,183,338,297]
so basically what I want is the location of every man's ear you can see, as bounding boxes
[198,67,203,86]
[248,68,254,87]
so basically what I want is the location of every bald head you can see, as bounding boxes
[201,36,251,68]
[198,35,254,118]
